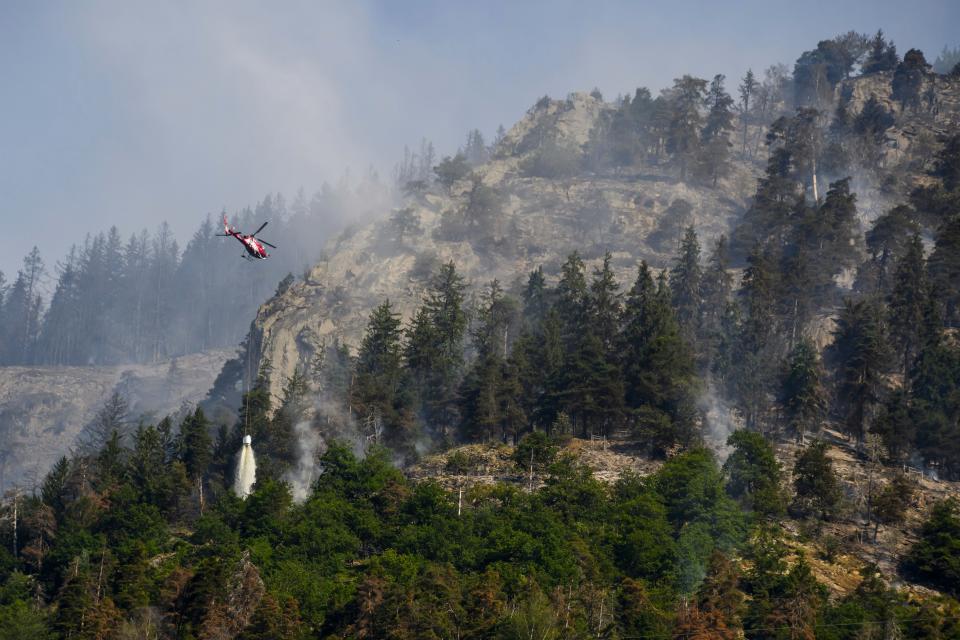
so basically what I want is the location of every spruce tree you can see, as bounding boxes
[556,251,589,346]
[909,302,960,475]
[356,300,408,447]
[522,266,549,330]
[829,299,893,443]
[621,264,698,451]
[928,215,960,326]
[738,69,758,155]
[670,226,702,349]
[589,252,622,353]
[892,49,931,111]
[733,247,780,430]
[699,236,734,374]
[460,281,517,442]
[888,234,927,373]
[405,262,467,439]
[179,407,213,512]
[861,30,898,74]
[791,440,843,520]
[861,205,919,295]
[778,339,827,443]
[666,75,708,181]
[699,74,735,185]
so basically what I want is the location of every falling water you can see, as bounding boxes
[233,434,256,499]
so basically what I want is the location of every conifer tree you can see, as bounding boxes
[724,430,785,516]
[460,281,517,442]
[621,264,698,450]
[405,262,467,438]
[355,300,408,446]
[779,339,827,443]
[738,69,758,155]
[733,247,780,430]
[589,252,622,353]
[670,226,702,348]
[892,49,931,111]
[909,301,960,475]
[928,215,960,326]
[699,236,734,374]
[666,75,708,181]
[792,440,843,520]
[829,299,892,443]
[522,266,549,330]
[556,251,589,346]
[860,205,919,295]
[888,234,927,373]
[862,30,899,74]
[767,107,824,202]
[179,407,213,512]
[699,74,735,185]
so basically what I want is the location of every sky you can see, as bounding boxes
[1,0,957,279]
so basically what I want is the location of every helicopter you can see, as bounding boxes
[217,214,276,260]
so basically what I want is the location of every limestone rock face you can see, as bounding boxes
[241,96,757,406]
[235,77,960,409]
[839,72,960,173]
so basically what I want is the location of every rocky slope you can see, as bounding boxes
[234,74,960,408]
[408,433,960,600]
[241,92,757,406]
[0,349,233,491]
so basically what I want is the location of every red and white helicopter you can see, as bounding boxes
[218,214,276,260]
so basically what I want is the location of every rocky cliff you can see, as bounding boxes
[241,92,755,406]
[236,75,960,410]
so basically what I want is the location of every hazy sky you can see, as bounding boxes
[2,0,957,278]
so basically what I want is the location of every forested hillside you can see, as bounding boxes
[0,178,391,366]
[2,30,960,639]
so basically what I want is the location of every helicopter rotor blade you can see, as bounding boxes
[253,221,269,236]
[259,239,277,249]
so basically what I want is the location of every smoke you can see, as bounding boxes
[699,381,740,463]
[284,420,326,502]
[282,392,370,503]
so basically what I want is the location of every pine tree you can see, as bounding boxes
[872,389,914,463]
[779,339,827,443]
[723,430,785,516]
[666,75,708,181]
[733,247,780,430]
[729,146,800,257]
[909,302,960,476]
[792,440,843,519]
[738,69,758,155]
[861,205,919,295]
[767,107,824,202]
[829,299,893,443]
[928,215,960,326]
[862,30,899,74]
[699,236,733,374]
[179,408,213,513]
[1,247,45,364]
[892,49,931,111]
[888,234,927,373]
[699,74,735,185]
